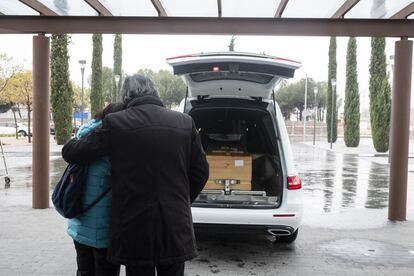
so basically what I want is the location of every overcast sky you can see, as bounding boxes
[0,34,409,112]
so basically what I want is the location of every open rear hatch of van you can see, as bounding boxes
[168,52,300,209]
[167,52,300,99]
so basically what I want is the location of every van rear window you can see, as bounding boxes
[190,72,274,84]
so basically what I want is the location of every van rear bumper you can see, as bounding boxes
[191,206,302,231]
[194,223,295,236]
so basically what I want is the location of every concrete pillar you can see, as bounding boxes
[32,34,50,209]
[389,38,413,221]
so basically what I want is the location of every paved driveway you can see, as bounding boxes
[0,141,414,275]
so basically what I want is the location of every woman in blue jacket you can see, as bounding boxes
[67,103,123,276]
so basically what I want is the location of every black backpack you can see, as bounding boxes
[52,163,110,219]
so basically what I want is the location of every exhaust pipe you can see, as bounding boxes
[267,229,291,236]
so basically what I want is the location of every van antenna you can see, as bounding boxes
[183,86,189,113]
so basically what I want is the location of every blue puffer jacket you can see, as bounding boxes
[67,119,112,248]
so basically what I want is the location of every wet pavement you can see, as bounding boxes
[293,142,414,228]
[1,140,414,275]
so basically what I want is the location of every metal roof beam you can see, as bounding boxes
[18,0,58,16]
[391,2,414,19]
[331,0,360,18]
[84,0,113,16]
[217,0,222,18]
[0,17,413,37]
[275,0,289,18]
[151,0,167,17]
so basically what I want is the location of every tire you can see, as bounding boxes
[276,229,298,243]
[4,177,10,189]
[18,130,27,137]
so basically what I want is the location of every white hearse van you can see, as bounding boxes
[167,52,303,243]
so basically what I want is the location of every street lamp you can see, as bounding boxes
[313,87,318,146]
[79,60,86,125]
[114,74,120,102]
[330,78,337,150]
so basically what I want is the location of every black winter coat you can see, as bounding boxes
[62,96,209,266]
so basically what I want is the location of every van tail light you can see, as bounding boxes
[287,176,302,190]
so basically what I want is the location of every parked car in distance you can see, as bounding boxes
[0,122,29,137]
[168,52,303,243]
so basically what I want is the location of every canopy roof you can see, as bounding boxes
[0,0,413,36]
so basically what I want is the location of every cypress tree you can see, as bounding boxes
[90,34,103,117]
[344,37,360,147]
[228,36,235,51]
[326,37,338,143]
[50,34,73,145]
[113,34,122,102]
[369,37,391,152]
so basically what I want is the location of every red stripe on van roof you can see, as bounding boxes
[272,57,301,64]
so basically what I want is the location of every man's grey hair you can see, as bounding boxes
[122,74,159,103]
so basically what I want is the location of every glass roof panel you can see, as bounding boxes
[283,0,346,18]
[346,0,413,18]
[0,0,39,15]
[222,0,280,17]
[100,0,158,16]
[38,0,98,16]
[409,14,414,19]
[160,0,217,17]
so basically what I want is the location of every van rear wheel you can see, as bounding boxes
[276,229,298,243]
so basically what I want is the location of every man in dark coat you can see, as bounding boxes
[62,74,209,276]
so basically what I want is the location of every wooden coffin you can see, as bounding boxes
[205,153,252,191]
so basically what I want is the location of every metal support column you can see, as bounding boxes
[389,38,413,221]
[32,34,50,209]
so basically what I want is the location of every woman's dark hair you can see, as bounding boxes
[94,103,124,120]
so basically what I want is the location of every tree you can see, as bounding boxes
[0,54,21,114]
[90,34,103,117]
[14,71,33,142]
[344,37,360,147]
[275,78,322,120]
[137,68,156,80]
[102,66,113,104]
[0,71,34,141]
[275,81,294,119]
[72,81,91,113]
[369,37,391,152]
[326,37,338,143]
[0,72,24,139]
[72,81,91,128]
[113,34,122,102]
[0,54,20,95]
[51,34,73,145]
[315,82,328,122]
[155,70,186,108]
[228,36,235,51]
